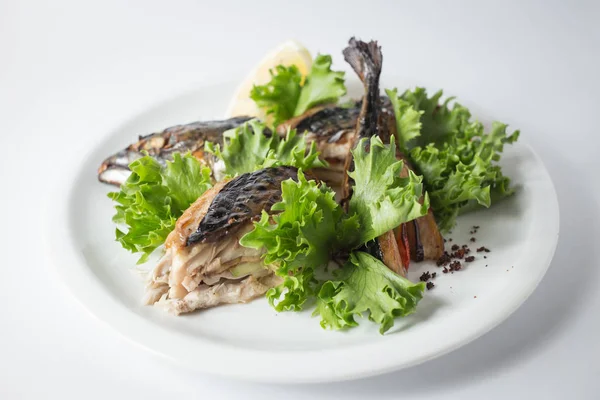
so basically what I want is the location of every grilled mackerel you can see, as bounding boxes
[145,166,300,314]
[98,117,251,185]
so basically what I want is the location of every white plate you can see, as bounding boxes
[47,80,559,383]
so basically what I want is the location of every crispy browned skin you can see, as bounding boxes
[378,230,407,276]
[186,166,300,245]
[396,152,445,261]
[98,117,251,185]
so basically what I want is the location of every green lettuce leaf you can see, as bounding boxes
[314,251,425,334]
[385,88,423,153]
[387,87,519,230]
[399,87,472,148]
[250,54,346,126]
[240,170,351,311]
[206,119,325,177]
[250,65,302,126]
[294,54,346,116]
[108,153,212,263]
[348,135,429,244]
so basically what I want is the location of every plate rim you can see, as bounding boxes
[45,80,560,383]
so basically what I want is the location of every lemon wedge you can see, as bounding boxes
[226,40,312,119]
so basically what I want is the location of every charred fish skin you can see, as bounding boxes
[97,116,252,186]
[186,166,300,245]
[343,38,384,141]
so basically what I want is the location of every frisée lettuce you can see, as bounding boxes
[387,87,519,231]
[250,54,346,126]
[108,153,212,263]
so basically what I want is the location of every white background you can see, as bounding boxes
[1,1,599,398]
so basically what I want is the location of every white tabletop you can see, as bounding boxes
[1,1,599,398]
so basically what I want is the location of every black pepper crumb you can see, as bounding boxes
[448,238,453,242]
[426,282,435,290]
[470,237,476,242]
[484,256,487,259]
[443,238,447,243]
[462,244,468,249]
[476,246,490,253]
[474,295,477,299]
[485,265,488,267]
[473,226,480,229]
[465,248,471,254]
[419,271,431,282]
[431,272,437,279]
[443,267,449,273]
[451,244,460,251]
[465,256,475,262]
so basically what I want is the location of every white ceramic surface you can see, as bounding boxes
[47,80,559,383]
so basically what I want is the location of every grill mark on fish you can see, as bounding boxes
[98,116,252,185]
[186,166,300,245]
[294,103,361,139]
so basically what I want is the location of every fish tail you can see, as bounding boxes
[343,38,383,139]
[343,37,383,86]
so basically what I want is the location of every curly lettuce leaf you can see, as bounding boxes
[385,88,423,153]
[314,251,425,334]
[250,54,346,126]
[399,87,472,147]
[294,54,346,116]
[250,65,302,126]
[388,87,519,230]
[348,135,429,244]
[410,121,519,231]
[108,153,212,263]
[206,119,325,177]
[240,170,349,311]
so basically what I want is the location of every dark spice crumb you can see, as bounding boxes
[426,282,435,290]
[476,246,490,253]
[443,267,449,274]
[436,252,452,266]
[462,244,468,249]
[454,248,465,259]
[484,256,487,259]
[465,256,475,262]
[448,238,453,242]
[419,271,431,282]
[470,237,476,242]
[474,295,477,299]
[465,248,471,254]
[485,265,488,267]
[473,226,480,229]
[451,244,460,251]
[443,238,447,243]
[431,272,437,279]
[449,260,462,271]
